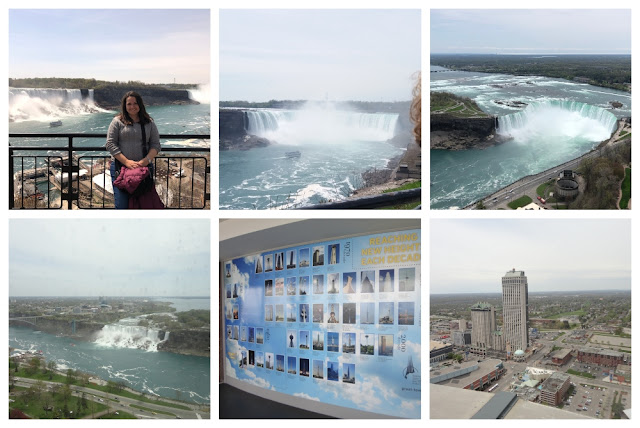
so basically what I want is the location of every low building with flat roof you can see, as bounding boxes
[540,372,571,406]
[551,348,572,366]
[430,340,453,364]
[431,358,505,391]
[577,347,626,367]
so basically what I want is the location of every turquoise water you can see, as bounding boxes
[9,325,210,404]
[430,67,631,209]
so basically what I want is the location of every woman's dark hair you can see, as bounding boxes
[118,91,152,125]
[410,72,421,147]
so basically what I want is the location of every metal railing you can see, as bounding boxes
[10,133,210,209]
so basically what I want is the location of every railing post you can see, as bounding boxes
[9,147,14,209]
[68,136,74,210]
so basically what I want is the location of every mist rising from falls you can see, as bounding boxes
[187,83,210,104]
[498,100,617,143]
[9,88,106,123]
[94,322,168,352]
[245,103,399,145]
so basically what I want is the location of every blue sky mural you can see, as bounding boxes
[224,230,421,418]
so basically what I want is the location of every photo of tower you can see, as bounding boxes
[398,267,416,292]
[255,256,263,274]
[275,277,284,295]
[286,250,296,269]
[361,270,375,293]
[226,263,231,278]
[241,326,247,341]
[379,334,393,356]
[256,328,264,344]
[265,352,274,370]
[264,304,273,322]
[328,243,339,265]
[313,274,324,294]
[287,329,297,348]
[287,304,297,322]
[328,273,339,294]
[398,302,415,325]
[287,356,297,374]
[265,254,273,272]
[342,332,356,354]
[360,333,374,355]
[312,331,324,350]
[379,269,394,292]
[233,326,239,340]
[299,330,310,349]
[312,246,324,266]
[313,360,324,379]
[342,363,355,384]
[343,303,356,324]
[379,302,394,324]
[226,284,232,298]
[299,276,309,295]
[226,325,232,339]
[360,302,375,324]
[240,351,247,368]
[248,327,255,343]
[327,332,339,352]
[275,252,284,271]
[299,304,309,323]
[249,350,255,366]
[226,304,232,320]
[300,358,310,377]
[275,304,284,322]
[313,304,323,323]
[264,279,273,296]
[256,352,264,368]
[287,277,297,295]
[299,248,310,267]
[343,272,356,293]
[232,305,239,319]
[327,361,339,381]
[232,283,239,298]
[276,354,285,372]
[328,303,339,323]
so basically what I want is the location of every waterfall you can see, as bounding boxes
[94,324,168,352]
[245,107,399,145]
[498,100,618,140]
[9,87,103,123]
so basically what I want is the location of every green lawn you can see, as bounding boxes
[620,168,631,209]
[382,181,421,193]
[536,180,553,197]
[507,195,532,209]
[9,387,108,419]
[567,369,596,379]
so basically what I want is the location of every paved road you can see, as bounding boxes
[467,120,631,210]
[14,377,209,419]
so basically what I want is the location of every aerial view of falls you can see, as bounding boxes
[430,67,631,209]
[220,104,403,209]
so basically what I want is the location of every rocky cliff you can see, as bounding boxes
[218,109,272,151]
[9,318,105,340]
[430,115,500,150]
[157,329,210,357]
[93,87,198,110]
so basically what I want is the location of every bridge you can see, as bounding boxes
[9,316,47,326]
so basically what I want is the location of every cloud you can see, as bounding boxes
[293,392,320,401]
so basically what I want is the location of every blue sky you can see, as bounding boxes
[431,9,631,54]
[9,9,210,84]
[430,219,631,294]
[220,9,420,102]
[9,219,210,297]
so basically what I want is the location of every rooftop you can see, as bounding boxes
[541,372,570,393]
[431,359,503,388]
[553,348,572,360]
[579,347,624,358]
[503,269,525,277]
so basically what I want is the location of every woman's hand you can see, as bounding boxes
[124,159,142,169]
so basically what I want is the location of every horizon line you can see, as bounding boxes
[431,289,630,295]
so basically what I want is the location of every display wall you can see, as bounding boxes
[223,229,421,418]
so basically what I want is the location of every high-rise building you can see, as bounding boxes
[470,302,498,355]
[502,268,529,353]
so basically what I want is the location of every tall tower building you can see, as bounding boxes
[502,268,529,354]
[470,302,497,356]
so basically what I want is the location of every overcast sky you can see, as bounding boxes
[431,219,631,294]
[9,219,210,297]
[219,9,420,102]
[431,9,631,54]
[9,9,210,84]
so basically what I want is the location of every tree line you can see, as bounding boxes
[9,77,197,90]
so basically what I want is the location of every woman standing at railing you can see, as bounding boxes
[106,91,161,209]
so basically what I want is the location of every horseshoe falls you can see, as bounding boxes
[220,107,404,210]
[430,68,629,209]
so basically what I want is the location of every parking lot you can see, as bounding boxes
[563,380,609,418]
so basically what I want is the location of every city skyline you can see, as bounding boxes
[431,219,631,294]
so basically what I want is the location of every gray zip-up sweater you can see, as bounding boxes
[105,116,161,161]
